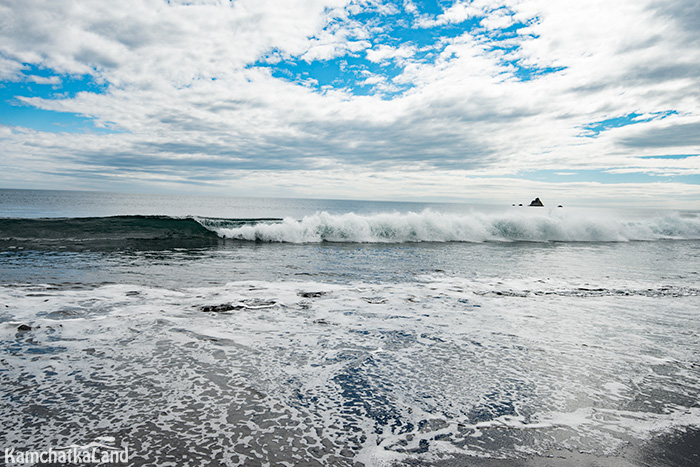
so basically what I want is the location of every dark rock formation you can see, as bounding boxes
[298,291,327,298]
[199,303,243,312]
[529,197,544,207]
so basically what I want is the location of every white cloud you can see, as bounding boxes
[365,44,416,63]
[479,7,516,30]
[403,0,418,15]
[0,0,354,82]
[25,75,61,85]
[0,55,24,80]
[419,2,481,27]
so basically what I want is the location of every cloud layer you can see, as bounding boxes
[0,0,698,206]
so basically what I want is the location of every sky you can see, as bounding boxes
[0,0,699,208]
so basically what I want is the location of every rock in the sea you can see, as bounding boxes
[529,197,544,207]
[199,303,242,312]
[298,291,327,298]
[17,324,32,332]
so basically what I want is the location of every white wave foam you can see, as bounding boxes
[214,209,700,243]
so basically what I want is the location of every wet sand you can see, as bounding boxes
[423,427,700,467]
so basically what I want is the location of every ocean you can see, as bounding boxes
[1,188,699,466]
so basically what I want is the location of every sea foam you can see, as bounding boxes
[3,277,699,464]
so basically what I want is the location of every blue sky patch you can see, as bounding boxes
[507,63,566,81]
[258,54,414,97]
[0,64,110,133]
[639,154,696,160]
[580,111,678,138]
[0,105,113,134]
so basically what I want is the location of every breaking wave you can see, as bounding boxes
[2,211,699,248]
[214,210,700,243]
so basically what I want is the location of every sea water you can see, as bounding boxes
[1,189,699,466]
